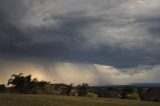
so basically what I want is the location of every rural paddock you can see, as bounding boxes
[0,93,160,106]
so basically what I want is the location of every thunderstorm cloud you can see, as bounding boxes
[0,0,160,85]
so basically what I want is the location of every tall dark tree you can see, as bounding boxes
[8,73,52,93]
[38,80,50,90]
[66,83,73,95]
[8,73,25,91]
[30,78,39,90]
[8,73,33,92]
[77,83,90,96]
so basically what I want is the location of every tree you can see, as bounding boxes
[121,86,139,99]
[0,84,6,92]
[66,83,73,95]
[77,83,90,96]
[8,73,52,93]
[8,73,25,91]
[8,73,33,92]
[123,86,138,93]
[30,78,39,90]
[38,80,50,90]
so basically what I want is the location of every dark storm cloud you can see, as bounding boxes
[0,0,160,68]
[26,11,105,45]
[1,0,160,85]
[0,16,30,55]
[3,12,155,68]
[0,0,31,55]
[136,16,160,36]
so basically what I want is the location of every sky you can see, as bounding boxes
[0,0,160,85]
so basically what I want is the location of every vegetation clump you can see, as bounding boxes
[126,93,141,100]
[86,92,98,98]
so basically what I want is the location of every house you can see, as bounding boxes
[53,83,78,96]
[69,87,78,96]
[53,83,68,95]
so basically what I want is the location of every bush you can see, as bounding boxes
[45,85,54,94]
[126,93,140,100]
[86,92,98,98]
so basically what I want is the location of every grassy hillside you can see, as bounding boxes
[0,93,160,106]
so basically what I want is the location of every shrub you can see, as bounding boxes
[126,93,140,100]
[45,85,54,94]
[86,92,98,98]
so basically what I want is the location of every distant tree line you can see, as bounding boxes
[0,73,160,102]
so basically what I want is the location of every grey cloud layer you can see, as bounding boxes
[0,0,160,68]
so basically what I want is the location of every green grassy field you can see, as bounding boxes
[0,93,160,106]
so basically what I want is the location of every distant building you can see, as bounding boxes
[69,87,78,96]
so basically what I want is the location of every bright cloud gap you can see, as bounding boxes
[0,59,160,86]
